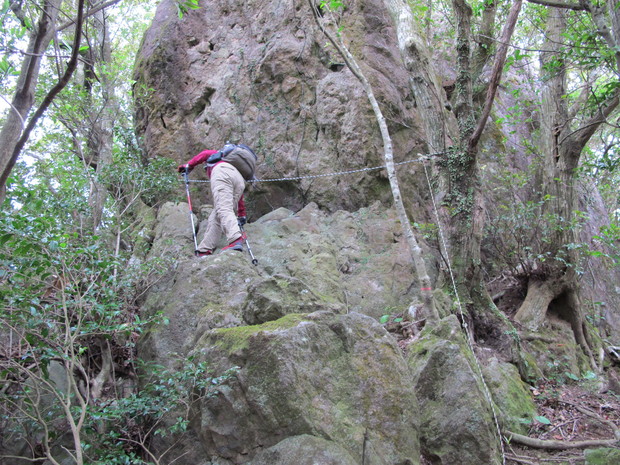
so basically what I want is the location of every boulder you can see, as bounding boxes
[190,311,420,464]
[407,315,503,465]
[482,357,538,435]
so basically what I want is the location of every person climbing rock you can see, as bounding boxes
[177,143,257,257]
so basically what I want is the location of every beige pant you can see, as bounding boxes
[197,163,245,252]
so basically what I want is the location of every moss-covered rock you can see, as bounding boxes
[521,315,590,381]
[242,274,344,324]
[247,435,360,465]
[137,201,432,367]
[191,311,420,464]
[407,315,503,465]
[482,357,537,434]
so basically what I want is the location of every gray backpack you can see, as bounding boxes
[214,143,258,180]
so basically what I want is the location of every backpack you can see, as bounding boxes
[207,142,257,180]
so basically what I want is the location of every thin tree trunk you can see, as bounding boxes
[309,0,438,321]
[471,1,497,82]
[469,0,523,151]
[0,0,86,201]
[0,0,63,201]
[85,4,116,232]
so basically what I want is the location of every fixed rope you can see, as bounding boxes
[423,162,507,465]
[183,151,445,184]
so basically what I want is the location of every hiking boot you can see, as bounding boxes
[195,249,214,257]
[222,233,246,252]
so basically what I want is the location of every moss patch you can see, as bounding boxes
[585,448,620,465]
[210,313,308,353]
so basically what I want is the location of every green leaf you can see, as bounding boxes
[0,233,13,246]
[379,315,390,324]
[535,415,551,425]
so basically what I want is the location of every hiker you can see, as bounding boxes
[177,143,257,257]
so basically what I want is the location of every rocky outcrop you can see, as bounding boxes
[136,201,545,465]
[133,0,427,216]
[139,201,434,365]
[133,0,620,344]
[131,0,620,462]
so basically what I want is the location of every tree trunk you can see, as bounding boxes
[382,0,454,154]
[438,0,522,348]
[383,0,523,347]
[514,6,619,369]
[514,278,562,330]
[445,0,489,308]
[85,5,116,232]
[0,0,63,201]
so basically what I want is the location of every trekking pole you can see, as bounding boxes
[240,224,258,266]
[182,169,199,254]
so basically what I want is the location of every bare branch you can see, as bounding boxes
[56,0,122,33]
[525,0,586,11]
[468,0,523,152]
[0,0,86,193]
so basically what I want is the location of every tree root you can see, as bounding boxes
[505,431,618,450]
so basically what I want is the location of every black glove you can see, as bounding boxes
[237,216,247,227]
[177,163,192,173]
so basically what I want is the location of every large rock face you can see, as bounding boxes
[140,201,436,363]
[133,0,427,216]
[133,0,620,345]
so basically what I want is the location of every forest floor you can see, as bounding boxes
[384,318,620,465]
[504,380,620,465]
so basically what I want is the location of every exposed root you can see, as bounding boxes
[505,430,618,450]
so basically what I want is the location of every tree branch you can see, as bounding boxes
[468,0,523,152]
[56,0,122,33]
[569,91,620,149]
[0,0,86,192]
[525,0,586,11]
